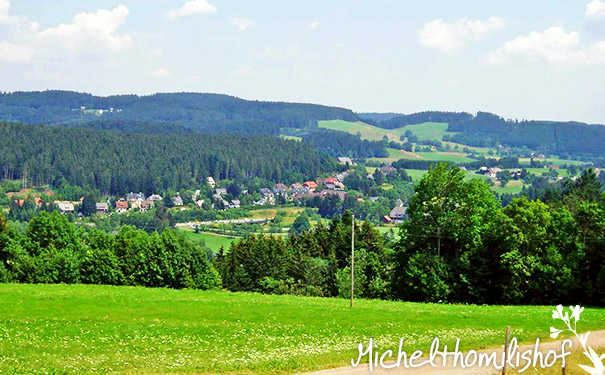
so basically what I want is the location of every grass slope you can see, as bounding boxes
[180,229,238,252]
[0,284,603,375]
[369,148,475,164]
[318,120,455,142]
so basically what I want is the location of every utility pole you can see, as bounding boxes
[22,163,27,190]
[350,214,355,308]
[437,225,441,257]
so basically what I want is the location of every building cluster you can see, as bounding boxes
[367,165,397,180]
[477,166,504,179]
[278,175,348,203]
[113,193,165,213]
[208,174,350,209]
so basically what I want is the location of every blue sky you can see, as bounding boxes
[1,0,604,123]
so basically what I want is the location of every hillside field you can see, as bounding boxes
[179,229,238,253]
[368,148,476,164]
[0,284,603,375]
[318,119,455,142]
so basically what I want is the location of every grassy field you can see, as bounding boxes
[318,120,455,142]
[415,152,475,163]
[369,148,476,164]
[248,207,305,225]
[0,284,603,375]
[404,169,429,181]
[180,229,238,252]
[375,225,401,240]
[279,135,302,142]
[519,157,588,166]
[492,179,526,194]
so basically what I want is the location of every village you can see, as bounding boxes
[8,156,596,229]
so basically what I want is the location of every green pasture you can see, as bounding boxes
[0,284,602,375]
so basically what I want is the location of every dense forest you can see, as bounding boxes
[2,91,604,158]
[73,119,281,136]
[0,122,336,194]
[0,91,358,134]
[447,112,605,157]
[301,129,388,158]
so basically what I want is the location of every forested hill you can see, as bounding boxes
[2,91,603,156]
[359,111,473,128]
[447,112,605,157]
[360,110,605,157]
[0,91,359,135]
[0,121,335,194]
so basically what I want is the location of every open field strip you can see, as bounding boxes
[491,179,526,194]
[0,284,603,375]
[369,149,475,164]
[179,229,239,252]
[318,120,455,142]
[519,158,588,166]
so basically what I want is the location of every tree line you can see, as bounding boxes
[0,91,358,133]
[0,121,335,195]
[0,211,220,289]
[301,129,389,158]
[447,112,605,157]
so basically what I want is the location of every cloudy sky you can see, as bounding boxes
[1,0,604,123]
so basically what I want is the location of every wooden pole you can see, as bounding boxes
[437,225,441,257]
[350,214,355,308]
[502,326,510,375]
[562,364,566,375]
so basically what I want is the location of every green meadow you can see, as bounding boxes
[279,135,302,142]
[318,119,455,142]
[519,157,588,166]
[369,148,476,164]
[180,229,238,253]
[491,179,527,194]
[0,284,603,375]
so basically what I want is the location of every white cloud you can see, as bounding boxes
[37,5,132,54]
[586,0,605,19]
[0,5,132,63]
[0,0,36,27]
[418,16,506,52]
[306,21,319,30]
[152,67,172,78]
[0,40,33,62]
[166,0,217,20]
[231,17,254,31]
[587,40,605,63]
[0,0,15,23]
[486,26,605,65]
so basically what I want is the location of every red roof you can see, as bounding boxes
[115,201,129,209]
[303,181,317,189]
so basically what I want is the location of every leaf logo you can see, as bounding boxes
[550,305,604,374]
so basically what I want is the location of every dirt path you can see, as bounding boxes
[399,150,423,159]
[302,331,605,375]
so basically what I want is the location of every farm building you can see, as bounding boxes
[95,203,109,214]
[389,206,408,223]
